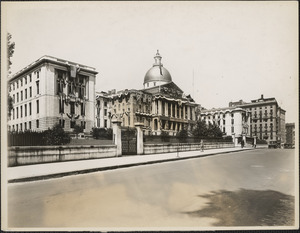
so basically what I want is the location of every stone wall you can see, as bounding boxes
[8,145,117,167]
[144,142,234,154]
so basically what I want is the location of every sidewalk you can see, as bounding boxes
[6,147,253,183]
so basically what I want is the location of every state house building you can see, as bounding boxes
[96,51,200,135]
[8,56,98,132]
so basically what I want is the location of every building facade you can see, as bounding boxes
[8,56,98,132]
[201,106,251,139]
[285,123,295,148]
[95,51,200,135]
[229,95,286,145]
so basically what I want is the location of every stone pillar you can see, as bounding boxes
[158,100,162,116]
[170,104,173,117]
[187,106,191,120]
[232,133,237,147]
[183,105,186,119]
[112,119,122,156]
[242,133,246,146]
[175,104,177,118]
[152,101,156,114]
[135,122,144,155]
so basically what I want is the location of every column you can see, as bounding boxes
[187,106,191,120]
[135,122,144,155]
[183,105,186,119]
[152,101,156,114]
[170,104,173,118]
[158,100,162,116]
[165,101,168,116]
[175,104,177,118]
[112,119,122,156]
[178,106,181,119]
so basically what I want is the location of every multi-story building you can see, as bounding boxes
[95,51,200,135]
[8,56,98,132]
[229,95,286,145]
[201,106,251,139]
[285,123,295,148]
[95,90,113,129]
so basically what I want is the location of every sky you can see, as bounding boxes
[2,1,298,123]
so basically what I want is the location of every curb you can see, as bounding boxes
[8,148,253,183]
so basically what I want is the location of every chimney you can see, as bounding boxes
[261,94,264,99]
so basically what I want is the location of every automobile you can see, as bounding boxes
[268,141,277,149]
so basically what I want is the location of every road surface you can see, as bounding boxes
[7,149,296,229]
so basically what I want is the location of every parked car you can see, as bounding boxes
[268,141,277,149]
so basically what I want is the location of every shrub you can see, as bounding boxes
[43,124,71,145]
[160,130,169,142]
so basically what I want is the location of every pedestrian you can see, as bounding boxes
[200,139,204,152]
[241,139,244,148]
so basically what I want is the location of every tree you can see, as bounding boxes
[192,119,208,138]
[207,122,223,138]
[7,94,14,119]
[177,129,188,143]
[7,33,15,75]
[7,33,15,119]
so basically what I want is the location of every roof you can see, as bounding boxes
[9,55,98,82]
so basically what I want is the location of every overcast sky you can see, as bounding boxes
[2,1,298,123]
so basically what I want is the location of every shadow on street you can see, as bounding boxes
[184,189,294,226]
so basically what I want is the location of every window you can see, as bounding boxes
[16,124,18,131]
[29,121,31,130]
[70,102,75,114]
[13,109,15,119]
[36,100,39,114]
[25,89,27,99]
[21,79,23,86]
[104,109,107,116]
[36,120,39,128]
[37,71,40,79]
[231,119,234,125]
[104,101,107,107]
[20,106,23,118]
[80,103,84,115]
[29,74,32,82]
[25,104,27,117]
[13,94,15,103]
[59,119,65,128]
[24,122,27,130]
[20,123,23,131]
[29,87,32,97]
[29,103,32,115]
[16,107,18,118]
[36,81,40,94]
[17,93,19,102]
[21,91,23,101]
[231,126,234,133]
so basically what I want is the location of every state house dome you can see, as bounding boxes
[144,50,172,88]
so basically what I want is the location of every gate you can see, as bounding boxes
[121,127,137,155]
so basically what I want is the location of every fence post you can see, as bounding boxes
[135,122,144,155]
[112,120,122,156]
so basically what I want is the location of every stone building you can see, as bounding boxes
[95,51,200,135]
[285,123,295,148]
[8,56,98,132]
[229,95,286,145]
[201,106,251,139]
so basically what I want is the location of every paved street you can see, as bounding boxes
[7,149,296,229]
